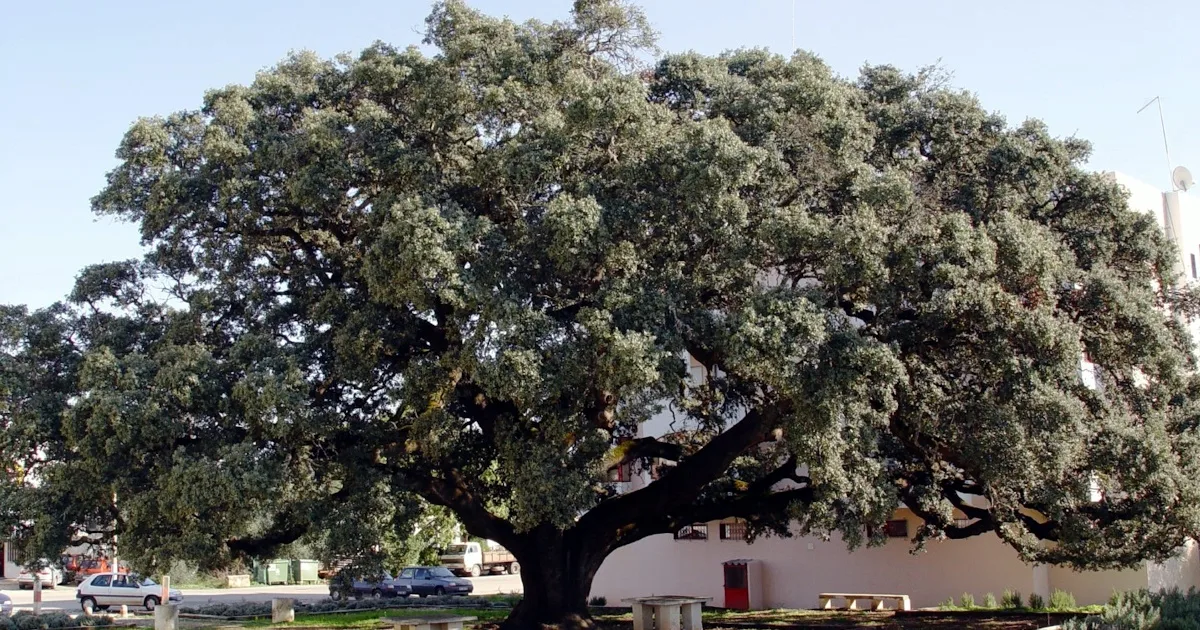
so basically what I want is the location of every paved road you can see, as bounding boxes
[0,575,523,613]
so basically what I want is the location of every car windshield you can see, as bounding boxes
[446,544,469,554]
[429,567,456,578]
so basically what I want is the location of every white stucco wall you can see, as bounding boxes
[1148,540,1200,593]
[592,511,1043,610]
[593,515,1200,609]
[2,541,20,579]
[1050,564,1147,606]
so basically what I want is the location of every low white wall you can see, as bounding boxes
[1148,540,1200,594]
[591,514,1184,609]
[1050,564,1146,606]
[591,513,1036,610]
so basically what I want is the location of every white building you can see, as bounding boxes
[590,172,1200,609]
[2,541,21,580]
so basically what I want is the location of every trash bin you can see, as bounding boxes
[269,559,291,585]
[254,560,289,585]
[291,559,319,584]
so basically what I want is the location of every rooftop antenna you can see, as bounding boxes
[1137,96,1176,190]
[791,0,795,52]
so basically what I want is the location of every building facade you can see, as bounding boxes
[589,172,1200,609]
[2,541,20,579]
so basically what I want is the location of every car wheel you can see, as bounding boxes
[509,562,520,575]
[434,587,445,597]
[144,595,160,611]
[469,564,481,578]
[81,597,97,614]
[371,589,382,599]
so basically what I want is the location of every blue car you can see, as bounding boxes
[329,570,411,600]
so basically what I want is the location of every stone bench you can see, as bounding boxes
[380,616,477,630]
[622,596,710,630]
[818,592,911,611]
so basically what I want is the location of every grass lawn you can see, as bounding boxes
[169,606,1092,630]
[240,608,511,629]
[591,608,1090,629]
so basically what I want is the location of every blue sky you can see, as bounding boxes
[1,0,1196,308]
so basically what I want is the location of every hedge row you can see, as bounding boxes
[179,595,512,618]
[0,612,114,630]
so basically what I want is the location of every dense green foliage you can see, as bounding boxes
[4,0,1200,625]
[1065,588,1200,630]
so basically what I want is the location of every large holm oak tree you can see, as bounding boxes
[5,1,1200,626]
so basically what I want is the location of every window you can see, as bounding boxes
[415,569,430,579]
[92,575,111,587]
[674,524,709,540]
[719,521,747,541]
[113,575,138,588]
[608,460,632,483]
[723,564,747,589]
[883,519,909,538]
[399,568,415,579]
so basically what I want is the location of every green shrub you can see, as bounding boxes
[12,611,45,630]
[77,617,115,628]
[1049,589,1077,611]
[937,598,956,610]
[1028,593,1045,610]
[588,596,607,607]
[165,560,199,585]
[959,593,975,608]
[1001,589,1023,609]
[1066,587,1200,630]
[983,592,997,608]
[38,614,71,630]
[0,616,17,630]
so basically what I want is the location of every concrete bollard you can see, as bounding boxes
[120,605,129,618]
[272,598,295,623]
[154,603,179,630]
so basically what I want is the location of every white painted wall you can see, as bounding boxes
[1148,540,1200,594]
[2,541,20,579]
[593,511,1042,609]
[590,518,1200,609]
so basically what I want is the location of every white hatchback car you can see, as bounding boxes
[75,573,183,613]
[17,565,64,589]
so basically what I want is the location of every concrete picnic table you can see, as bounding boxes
[380,615,478,630]
[622,596,711,630]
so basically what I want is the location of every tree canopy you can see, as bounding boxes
[4,0,1200,626]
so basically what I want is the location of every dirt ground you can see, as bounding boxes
[595,609,1084,630]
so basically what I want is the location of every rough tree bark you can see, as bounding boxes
[502,525,607,630]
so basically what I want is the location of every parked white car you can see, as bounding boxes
[75,573,183,612]
[17,565,64,589]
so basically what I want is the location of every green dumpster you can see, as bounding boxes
[254,559,289,585]
[291,559,319,584]
[269,558,291,585]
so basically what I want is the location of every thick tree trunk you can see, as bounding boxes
[501,526,604,630]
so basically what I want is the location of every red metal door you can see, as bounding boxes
[723,563,749,610]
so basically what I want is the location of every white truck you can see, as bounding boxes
[439,542,519,577]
